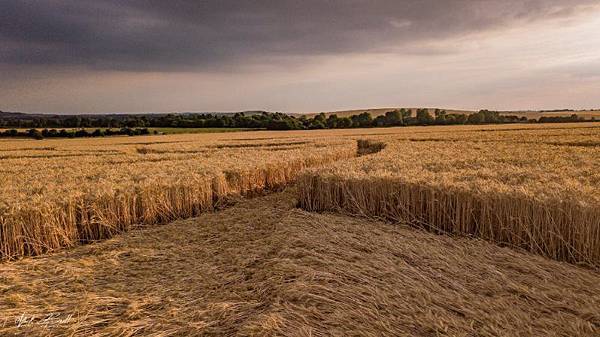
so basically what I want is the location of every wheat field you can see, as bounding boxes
[298,123,600,267]
[1,189,599,336]
[0,132,358,259]
[2,123,600,263]
[1,123,600,335]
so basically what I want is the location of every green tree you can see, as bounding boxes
[326,114,339,128]
[308,119,326,129]
[314,113,327,124]
[385,110,402,126]
[374,115,387,127]
[352,112,373,127]
[338,117,353,128]
[467,111,485,124]
[434,109,447,124]
[416,109,434,125]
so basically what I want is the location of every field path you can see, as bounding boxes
[1,189,599,336]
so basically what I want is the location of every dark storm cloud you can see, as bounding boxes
[0,0,596,71]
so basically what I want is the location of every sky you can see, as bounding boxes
[1,0,600,114]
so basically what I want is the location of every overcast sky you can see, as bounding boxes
[2,0,600,114]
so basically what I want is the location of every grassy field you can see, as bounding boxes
[1,123,599,335]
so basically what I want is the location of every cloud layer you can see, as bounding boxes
[2,0,597,71]
[1,1,600,113]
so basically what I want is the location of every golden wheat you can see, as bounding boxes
[2,189,599,336]
[2,123,599,263]
[298,123,600,267]
[0,133,356,259]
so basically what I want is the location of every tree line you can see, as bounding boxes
[0,109,592,139]
[274,109,589,130]
[0,127,152,140]
[0,112,285,129]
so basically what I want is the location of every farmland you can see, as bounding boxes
[298,123,600,266]
[0,132,355,258]
[1,123,600,335]
[2,190,599,336]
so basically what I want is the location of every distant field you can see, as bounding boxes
[306,107,600,120]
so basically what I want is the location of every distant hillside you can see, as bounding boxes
[5,108,599,121]
[304,108,474,118]
[0,111,40,119]
[303,108,600,120]
[307,108,475,118]
[498,110,600,120]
